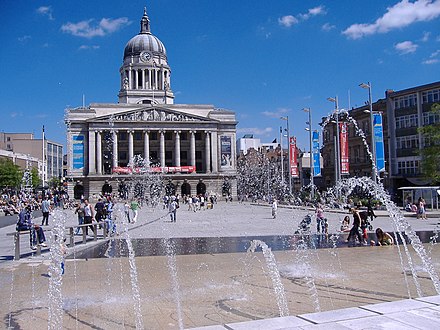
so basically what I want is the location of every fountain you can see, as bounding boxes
[2,118,440,329]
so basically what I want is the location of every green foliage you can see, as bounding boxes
[30,167,41,188]
[0,158,22,189]
[418,103,440,183]
[48,176,61,189]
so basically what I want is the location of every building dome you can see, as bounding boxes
[123,8,166,59]
[124,34,166,58]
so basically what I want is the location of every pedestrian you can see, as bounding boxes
[315,204,325,233]
[83,199,95,236]
[124,201,131,223]
[94,198,106,224]
[130,199,139,223]
[41,196,51,226]
[169,197,177,222]
[17,205,47,250]
[74,202,85,235]
[417,197,426,219]
[271,199,278,219]
[347,208,366,246]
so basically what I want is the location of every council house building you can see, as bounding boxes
[65,8,237,199]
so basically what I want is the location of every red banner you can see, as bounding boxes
[289,137,299,178]
[113,166,196,174]
[339,122,349,174]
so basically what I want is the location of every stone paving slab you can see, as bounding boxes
[225,316,310,329]
[416,295,440,305]
[385,308,440,329]
[297,307,377,324]
[336,314,416,330]
[360,298,434,314]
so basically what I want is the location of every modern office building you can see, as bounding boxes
[0,132,63,183]
[65,8,237,199]
[386,81,440,194]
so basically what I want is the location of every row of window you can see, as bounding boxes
[395,114,418,129]
[397,160,419,175]
[422,89,440,104]
[394,88,440,110]
[396,135,419,149]
[394,94,417,109]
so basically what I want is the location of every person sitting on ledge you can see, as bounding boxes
[373,228,394,246]
[16,204,47,250]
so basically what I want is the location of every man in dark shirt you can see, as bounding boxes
[17,205,47,249]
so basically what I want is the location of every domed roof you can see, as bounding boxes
[124,34,166,58]
[123,8,166,59]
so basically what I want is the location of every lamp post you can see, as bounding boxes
[279,126,284,185]
[327,96,341,182]
[280,116,291,194]
[303,108,314,199]
[359,82,376,183]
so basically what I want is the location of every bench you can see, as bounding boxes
[6,230,50,260]
[65,222,109,247]
[7,222,109,261]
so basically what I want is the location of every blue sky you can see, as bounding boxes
[1,0,439,151]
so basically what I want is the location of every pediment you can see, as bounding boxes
[92,106,214,123]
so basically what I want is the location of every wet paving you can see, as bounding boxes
[70,230,438,259]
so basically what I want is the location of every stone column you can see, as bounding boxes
[128,70,132,89]
[88,130,96,174]
[112,130,118,169]
[96,131,102,174]
[144,131,150,167]
[211,130,218,173]
[205,131,211,173]
[190,131,196,168]
[135,70,139,89]
[141,69,145,89]
[174,131,181,167]
[128,130,134,166]
[231,132,237,168]
[160,130,165,167]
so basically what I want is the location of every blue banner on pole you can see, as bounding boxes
[373,113,385,172]
[72,135,85,169]
[312,131,321,176]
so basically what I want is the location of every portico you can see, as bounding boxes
[65,8,237,198]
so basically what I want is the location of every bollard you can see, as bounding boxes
[14,232,20,261]
[69,227,74,247]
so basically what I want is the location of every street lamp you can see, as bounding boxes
[280,116,291,194]
[279,126,284,185]
[303,108,314,199]
[359,82,376,183]
[327,96,341,182]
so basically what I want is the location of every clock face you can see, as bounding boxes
[140,51,152,62]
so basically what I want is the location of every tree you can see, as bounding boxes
[418,103,440,183]
[0,158,22,189]
[31,167,41,188]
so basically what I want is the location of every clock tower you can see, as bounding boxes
[118,7,174,105]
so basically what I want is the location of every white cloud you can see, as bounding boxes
[299,6,327,20]
[423,58,439,64]
[421,31,431,41]
[237,127,273,136]
[322,23,336,31]
[18,35,31,42]
[423,49,440,63]
[261,108,290,118]
[79,45,100,50]
[61,17,131,38]
[343,0,440,39]
[278,5,326,28]
[395,40,419,54]
[37,6,54,20]
[278,15,298,28]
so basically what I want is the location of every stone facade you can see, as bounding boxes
[65,8,237,199]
